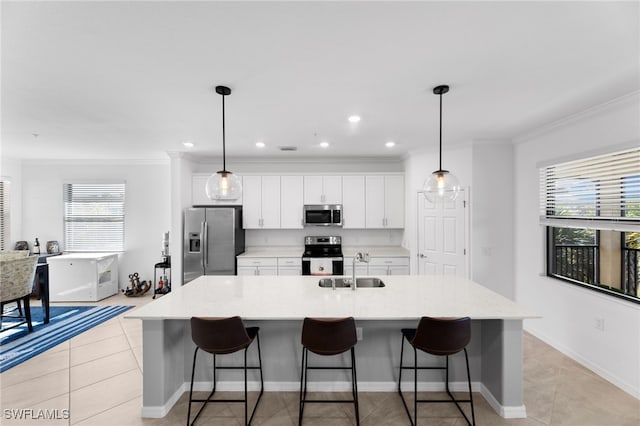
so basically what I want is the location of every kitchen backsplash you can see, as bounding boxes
[245,229,404,247]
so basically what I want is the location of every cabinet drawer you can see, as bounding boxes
[237,257,277,267]
[278,257,302,267]
[368,257,409,267]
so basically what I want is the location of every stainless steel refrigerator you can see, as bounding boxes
[183,206,245,283]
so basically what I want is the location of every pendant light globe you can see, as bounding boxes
[422,84,460,202]
[206,170,242,201]
[423,169,461,203]
[206,85,242,201]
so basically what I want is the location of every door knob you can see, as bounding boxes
[419,253,427,258]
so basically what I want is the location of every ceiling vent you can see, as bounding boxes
[279,146,297,152]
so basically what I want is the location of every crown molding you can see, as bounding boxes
[183,154,405,165]
[22,158,170,166]
[513,90,640,144]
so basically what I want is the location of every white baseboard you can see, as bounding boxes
[141,380,509,418]
[480,383,527,418]
[524,327,640,400]
[141,383,186,418]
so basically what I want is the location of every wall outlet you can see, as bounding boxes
[356,327,363,341]
[595,317,605,331]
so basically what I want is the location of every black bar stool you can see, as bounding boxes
[299,317,359,426]
[398,316,475,426]
[187,316,264,426]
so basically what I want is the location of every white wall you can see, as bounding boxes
[21,160,171,291]
[513,92,640,398]
[471,142,514,298]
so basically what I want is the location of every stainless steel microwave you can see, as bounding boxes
[303,204,343,227]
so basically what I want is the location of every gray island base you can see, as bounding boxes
[127,275,538,419]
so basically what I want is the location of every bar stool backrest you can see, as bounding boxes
[411,316,471,356]
[301,317,357,356]
[191,316,252,355]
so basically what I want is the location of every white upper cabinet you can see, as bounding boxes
[261,176,281,228]
[365,176,385,228]
[280,176,304,229]
[205,172,403,230]
[342,176,366,229]
[192,174,241,206]
[365,175,404,228]
[384,175,404,228]
[242,176,262,228]
[303,176,342,204]
[242,176,281,229]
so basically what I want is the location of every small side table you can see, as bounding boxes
[33,253,61,323]
[153,256,171,299]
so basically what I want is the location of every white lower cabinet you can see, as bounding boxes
[237,257,301,276]
[277,257,302,276]
[367,257,410,275]
[237,258,278,276]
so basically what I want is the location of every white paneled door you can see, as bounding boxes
[417,191,467,276]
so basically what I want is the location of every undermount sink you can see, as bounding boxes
[318,277,386,288]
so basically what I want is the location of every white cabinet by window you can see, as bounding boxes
[342,176,366,228]
[242,176,281,229]
[280,176,304,229]
[192,174,241,206]
[236,258,278,276]
[48,253,119,302]
[365,175,404,228]
[367,257,410,276]
[277,257,302,276]
[303,176,342,204]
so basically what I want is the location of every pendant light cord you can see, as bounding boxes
[438,91,443,171]
[221,92,226,172]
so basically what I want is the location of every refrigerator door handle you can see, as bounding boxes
[201,221,208,269]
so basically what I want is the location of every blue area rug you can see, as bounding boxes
[0,305,133,372]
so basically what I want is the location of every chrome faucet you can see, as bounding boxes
[352,252,369,291]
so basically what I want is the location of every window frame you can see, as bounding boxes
[541,147,640,304]
[63,181,126,253]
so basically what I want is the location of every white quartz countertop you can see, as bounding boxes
[238,246,409,258]
[343,246,409,257]
[238,246,302,258]
[47,252,118,260]
[126,275,538,321]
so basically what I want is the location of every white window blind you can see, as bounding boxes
[539,147,640,232]
[0,181,9,251]
[63,183,125,252]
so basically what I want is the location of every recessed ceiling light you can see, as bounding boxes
[182,141,194,148]
[348,115,361,123]
[256,141,265,148]
[320,141,330,148]
[385,141,396,148]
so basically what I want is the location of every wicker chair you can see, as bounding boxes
[0,250,38,332]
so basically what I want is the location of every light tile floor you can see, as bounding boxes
[1,294,639,425]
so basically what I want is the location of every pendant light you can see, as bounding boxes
[422,84,460,202]
[205,85,242,201]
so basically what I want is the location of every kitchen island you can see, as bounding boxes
[126,275,538,419]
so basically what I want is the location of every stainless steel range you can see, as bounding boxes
[301,236,344,276]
